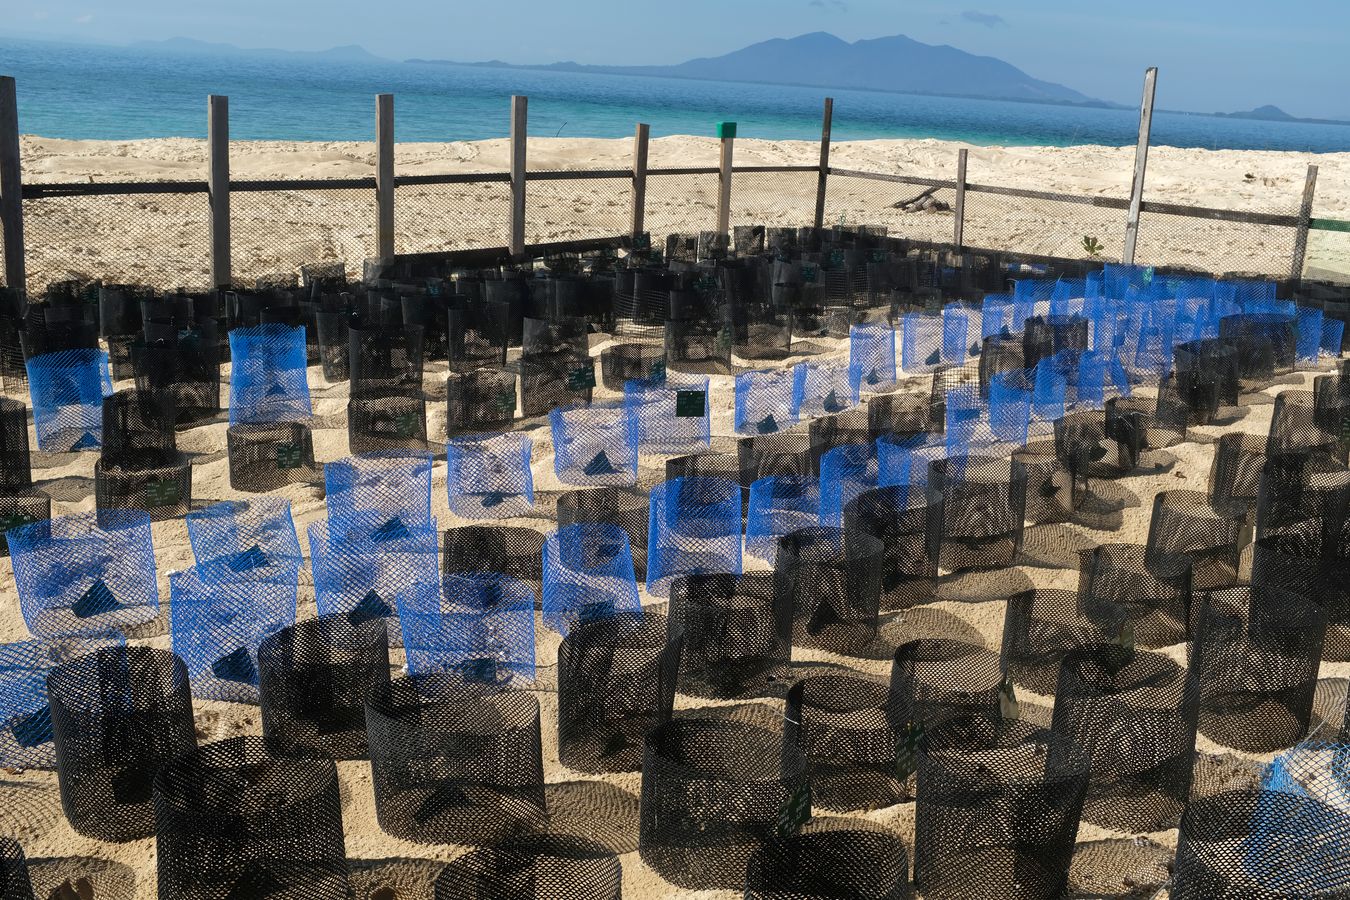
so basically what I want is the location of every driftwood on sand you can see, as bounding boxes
[892,186,951,213]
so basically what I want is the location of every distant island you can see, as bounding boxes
[1211,104,1350,127]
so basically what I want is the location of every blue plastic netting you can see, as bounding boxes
[324,451,435,535]
[1325,318,1346,358]
[1051,279,1088,319]
[0,633,124,769]
[1012,278,1055,326]
[734,369,797,436]
[185,498,302,572]
[980,294,1016,342]
[445,433,535,520]
[746,475,820,562]
[625,376,711,454]
[542,524,641,636]
[902,313,945,374]
[878,434,947,491]
[25,348,113,452]
[227,323,312,424]
[792,363,857,419]
[646,477,743,597]
[550,402,639,486]
[309,518,439,638]
[944,302,977,362]
[1296,307,1325,367]
[169,560,299,703]
[8,510,160,637]
[818,442,879,527]
[848,324,897,392]
[987,371,1034,445]
[397,573,536,686]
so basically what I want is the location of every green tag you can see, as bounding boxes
[276,443,303,470]
[774,781,811,839]
[1114,620,1136,654]
[715,327,734,354]
[675,390,706,418]
[648,359,667,382]
[895,722,927,781]
[1339,414,1350,448]
[495,391,516,415]
[801,263,818,284]
[567,366,596,391]
[146,478,180,507]
[828,248,845,269]
[924,294,942,315]
[1143,266,1155,284]
[393,411,419,438]
[695,275,718,296]
[0,514,36,532]
[999,676,1020,721]
[869,249,887,263]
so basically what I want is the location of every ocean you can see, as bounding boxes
[4,37,1350,152]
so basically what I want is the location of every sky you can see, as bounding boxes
[5,0,1350,118]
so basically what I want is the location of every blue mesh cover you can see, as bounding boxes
[903,313,944,374]
[25,349,113,452]
[1102,264,1153,300]
[942,303,973,364]
[445,432,535,519]
[8,510,160,637]
[625,376,711,454]
[1232,279,1278,312]
[1129,304,1176,383]
[988,371,1033,445]
[944,385,985,455]
[185,498,302,571]
[981,294,1016,341]
[1050,279,1087,319]
[324,451,435,534]
[1296,307,1325,366]
[0,633,124,769]
[734,369,797,436]
[227,323,311,424]
[1032,354,1068,421]
[818,442,879,527]
[309,518,438,636]
[169,560,299,703]
[397,574,536,686]
[645,477,743,597]
[848,324,897,391]
[550,402,639,486]
[1012,278,1055,327]
[1074,350,1129,409]
[1245,743,1350,893]
[542,524,641,636]
[1085,270,1104,302]
[792,362,857,419]
[746,474,819,562]
[1324,318,1346,359]
[878,434,946,491]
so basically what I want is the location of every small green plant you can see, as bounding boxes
[1082,235,1104,258]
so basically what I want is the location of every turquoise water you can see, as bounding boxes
[5,37,1350,151]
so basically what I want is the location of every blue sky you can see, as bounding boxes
[5,0,1349,117]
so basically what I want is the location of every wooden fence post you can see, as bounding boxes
[631,123,650,240]
[1291,164,1319,280]
[207,95,231,288]
[0,77,25,292]
[716,121,735,237]
[1122,67,1158,265]
[813,98,833,230]
[375,93,395,262]
[509,96,528,258]
[953,148,968,249]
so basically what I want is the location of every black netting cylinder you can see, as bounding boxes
[557,613,680,774]
[1252,523,1350,661]
[347,395,428,455]
[349,320,425,399]
[1078,543,1192,648]
[843,485,939,612]
[365,676,546,844]
[447,369,517,437]
[913,723,1089,900]
[48,646,196,843]
[775,526,884,653]
[99,284,152,338]
[1050,646,1199,832]
[0,397,32,492]
[639,714,808,890]
[1219,312,1296,385]
[448,296,510,373]
[1173,338,1240,425]
[0,839,33,900]
[785,674,906,810]
[1268,389,1342,460]
[433,836,623,900]
[557,486,648,582]
[668,573,792,699]
[1145,490,1245,590]
[600,342,665,391]
[999,589,1127,696]
[442,526,546,601]
[1188,585,1326,752]
[744,822,912,900]
[1209,432,1267,517]
[739,431,814,484]
[131,325,222,427]
[227,422,321,492]
[153,736,349,900]
[928,455,1027,573]
[1254,449,1349,537]
[313,308,350,382]
[887,639,1002,749]
[94,391,190,519]
[257,615,390,761]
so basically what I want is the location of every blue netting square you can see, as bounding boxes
[625,376,711,454]
[903,313,944,374]
[324,451,435,534]
[550,402,639,486]
[1013,278,1055,326]
[1232,279,1278,311]
[309,518,439,637]
[542,524,641,636]
[25,349,112,452]
[1128,305,1176,384]
[169,560,299,703]
[1245,743,1350,894]
[1325,318,1346,359]
[944,385,985,455]
[397,574,536,686]
[792,363,857,419]
[878,434,947,491]
[185,498,302,572]
[0,633,124,769]
[1297,307,1325,367]
[943,303,974,364]
[8,510,159,637]
[1102,264,1153,299]
[981,294,1016,341]
[988,371,1034,444]
[646,477,743,597]
[734,369,797,436]
[818,442,879,527]
[848,324,897,392]
[1051,279,1087,319]
[746,474,819,562]
[445,432,534,520]
[227,323,311,424]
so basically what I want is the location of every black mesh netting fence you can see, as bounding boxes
[441,526,546,603]
[887,639,1003,751]
[432,835,622,900]
[1145,489,1246,591]
[1077,543,1192,649]
[743,819,912,900]
[842,485,939,612]
[999,588,1128,697]
[774,526,884,653]
[785,674,907,811]
[0,839,32,900]
[226,422,321,492]
[668,572,793,699]
[153,736,349,900]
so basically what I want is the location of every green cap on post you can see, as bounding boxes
[716,121,737,139]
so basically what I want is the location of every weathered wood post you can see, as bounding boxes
[953,148,969,249]
[1122,67,1158,265]
[509,95,528,257]
[716,121,735,237]
[1291,164,1319,280]
[0,76,25,291]
[631,123,650,240]
[813,98,833,230]
[207,95,231,287]
[375,93,395,262]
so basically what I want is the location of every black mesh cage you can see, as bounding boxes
[1050,646,1199,832]
[99,284,153,338]
[739,431,814,483]
[347,395,429,456]
[131,325,222,427]
[0,493,51,559]
[46,646,196,843]
[886,639,1002,750]
[556,486,649,582]
[1267,389,1342,460]
[0,840,32,900]
[94,389,191,520]
[743,820,912,900]
[1218,312,1297,386]
[668,572,793,699]
[927,455,1027,573]
[638,713,809,890]
[313,308,351,382]
[1251,520,1350,661]
[1145,490,1245,590]
[600,342,666,391]
[1078,543,1192,648]
[913,722,1090,900]
[785,674,907,811]
[518,358,594,419]
[153,736,349,900]
[556,613,680,774]
[433,835,622,900]
[1173,338,1240,425]
[1209,432,1268,517]
[1188,585,1326,752]
[0,398,32,492]
[442,526,546,602]
[226,422,321,492]
[257,615,390,761]
[726,301,793,360]
[664,318,733,375]
[843,485,939,612]
[364,677,547,845]
[1254,448,1350,537]
[348,320,425,399]
[447,296,510,374]
[774,526,885,653]
[999,589,1127,696]
[446,369,517,437]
